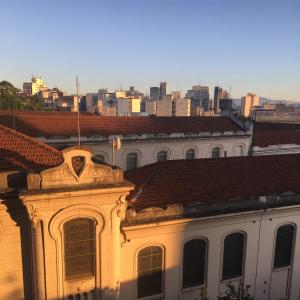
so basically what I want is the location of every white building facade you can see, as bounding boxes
[1,145,300,300]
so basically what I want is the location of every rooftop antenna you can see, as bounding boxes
[76,76,81,146]
[229,84,232,99]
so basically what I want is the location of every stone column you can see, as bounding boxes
[31,219,46,300]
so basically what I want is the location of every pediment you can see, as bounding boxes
[38,147,123,189]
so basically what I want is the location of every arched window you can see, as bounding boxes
[157,151,168,162]
[127,153,138,170]
[64,218,95,279]
[137,246,163,299]
[222,232,245,280]
[274,224,295,269]
[211,147,221,158]
[93,154,105,163]
[186,149,195,160]
[182,239,207,289]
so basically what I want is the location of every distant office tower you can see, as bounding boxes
[150,87,160,100]
[241,93,260,117]
[159,82,167,100]
[186,85,210,111]
[213,87,223,112]
[219,99,233,112]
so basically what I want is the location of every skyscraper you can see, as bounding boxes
[213,86,223,112]
[159,82,167,100]
[150,87,160,100]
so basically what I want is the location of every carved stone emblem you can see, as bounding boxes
[71,156,85,176]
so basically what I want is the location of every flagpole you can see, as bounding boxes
[76,76,81,146]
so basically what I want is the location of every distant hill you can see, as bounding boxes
[233,97,300,107]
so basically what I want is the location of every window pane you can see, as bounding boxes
[127,153,137,170]
[157,151,168,162]
[138,246,163,298]
[182,239,206,288]
[186,149,195,160]
[212,147,221,158]
[64,218,95,279]
[274,225,295,269]
[222,233,245,280]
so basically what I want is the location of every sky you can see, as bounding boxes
[1,0,300,100]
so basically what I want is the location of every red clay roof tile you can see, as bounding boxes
[0,124,63,172]
[253,122,300,147]
[125,155,300,211]
[0,110,242,138]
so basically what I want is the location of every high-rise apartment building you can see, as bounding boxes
[241,93,260,117]
[23,76,47,95]
[159,82,167,100]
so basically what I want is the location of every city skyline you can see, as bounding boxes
[1,0,300,101]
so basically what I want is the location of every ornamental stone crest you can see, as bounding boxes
[32,146,123,190]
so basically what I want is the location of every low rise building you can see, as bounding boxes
[0,111,251,170]
[252,122,300,155]
[1,124,300,300]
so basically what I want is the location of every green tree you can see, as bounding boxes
[0,80,44,111]
[0,80,22,110]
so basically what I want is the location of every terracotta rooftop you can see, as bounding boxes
[0,124,63,172]
[253,122,300,147]
[125,154,300,211]
[0,110,243,138]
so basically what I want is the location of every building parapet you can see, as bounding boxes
[125,192,300,225]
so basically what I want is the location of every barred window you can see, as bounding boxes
[64,218,95,280]
[127,153,138,170]
[212,147,221,158]
[222,232,245,280]
[274,224,295,269]
[157,151,168,162]
[137,246,163,299]
[186,149,195,160]
[182,239,207,289]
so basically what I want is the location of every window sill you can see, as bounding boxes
[181,284,205,293]
[221,276,243,284]
[272,265,291,272]
[137,293,163,300]
[65,274,95,282]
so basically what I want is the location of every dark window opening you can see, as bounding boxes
[212,147,221,158]
[186,149,195,160]
[157,151,168,162]
[274,224,295,269]
[64,218,95,280]
[182,239,207,288]
[222,232,245,280]
[137,246,163,298]
[127,153,138,170]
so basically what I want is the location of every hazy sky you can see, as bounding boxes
[1,0,300,100]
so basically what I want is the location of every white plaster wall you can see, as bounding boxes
[120,207,300,300]
[90,136,251,170]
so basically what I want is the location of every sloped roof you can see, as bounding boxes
[253,122,300,147]
[125,155,300,211]
[0,110,243,138]
[0,124,63,172]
